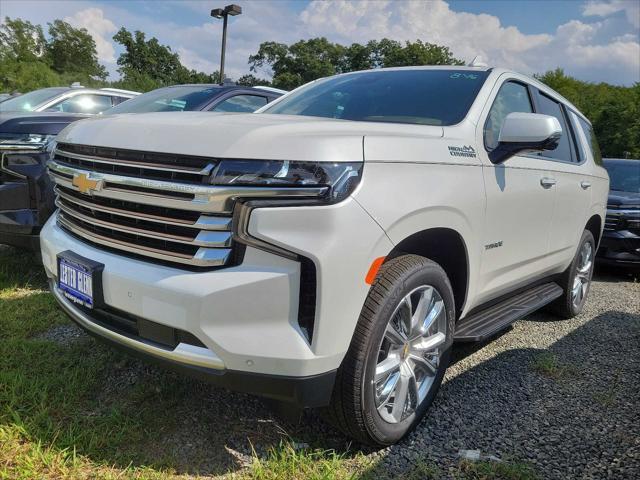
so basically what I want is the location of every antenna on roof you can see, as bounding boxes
[468,55,488,68]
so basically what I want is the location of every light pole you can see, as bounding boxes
[211,4,242,85]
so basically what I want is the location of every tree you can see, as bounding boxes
[47,20,107,80]
[0,17,47,62]
[236,74,270,87]
[536,69,640,159]
[112,28,190,90]
[248,37,464,90]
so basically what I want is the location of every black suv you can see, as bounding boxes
[598,158,640,269]
[0,84,284,250]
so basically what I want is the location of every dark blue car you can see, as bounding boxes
[0,84,285,250]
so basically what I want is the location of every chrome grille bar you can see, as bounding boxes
[49,144,327,268]
[49,160,328,214]
[55,186,231,231]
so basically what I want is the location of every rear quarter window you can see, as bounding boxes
[575,115,603,166]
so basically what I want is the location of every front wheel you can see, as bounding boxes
[324,254,455,445]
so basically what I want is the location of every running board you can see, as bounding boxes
[454,282,563,342]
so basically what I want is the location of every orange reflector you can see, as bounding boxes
[365,256,386,285]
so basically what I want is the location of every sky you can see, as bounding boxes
[2,0,639,86]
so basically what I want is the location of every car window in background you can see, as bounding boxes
[576,116,603,166]
[604,161,640,193]
[265,69,490,126]
[46,94,113,114]
[111,96,130,106]
[108,86,222,113]
[211,94,268,113]
[0,87,68,112]
[535,92,573,162]
[484,81,533,150]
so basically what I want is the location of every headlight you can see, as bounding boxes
[209,159,363,202]
[0,133,57,151]
[0,134,56,179]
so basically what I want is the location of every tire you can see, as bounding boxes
[550,230,596,319]
[324,254,455,446]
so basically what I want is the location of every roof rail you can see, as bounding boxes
[253,86,288,94]
[100,87,141,96]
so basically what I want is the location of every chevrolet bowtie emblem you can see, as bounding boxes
[72,173,103,194]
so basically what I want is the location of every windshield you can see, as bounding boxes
[264,69,489,126]
[604,161,640,193]
[0,87,68,112]
[108,86,223,113]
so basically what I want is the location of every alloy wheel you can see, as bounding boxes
[572,241,593,308]
[373,285,447,424]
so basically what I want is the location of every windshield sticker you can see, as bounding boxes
[448,145,477,158]
[450,73,479,80]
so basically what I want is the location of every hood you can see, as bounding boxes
[608,190,640,207]
[0,111,91,136]
[56,111,444,162]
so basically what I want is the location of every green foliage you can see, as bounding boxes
[249,37,464,90]
[536,68,640,159]
[237,73,271,87]
[47,19,107,81]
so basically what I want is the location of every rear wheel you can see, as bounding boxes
[551,230,595,319]
[325,254,455,445]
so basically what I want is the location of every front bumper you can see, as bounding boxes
[41,195,392,405]
[597,230,640,267]
[0,208,40,249]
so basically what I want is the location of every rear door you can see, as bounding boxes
[475,77,557,303]
[531,90,590,269]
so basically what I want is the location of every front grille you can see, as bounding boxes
[48,143,327,268]
[605,206,640,234]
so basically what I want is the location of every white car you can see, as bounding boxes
[0,84,138,114]
[40,65,609,445]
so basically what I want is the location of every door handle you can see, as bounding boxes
[540,177,556,188]
[580,181,591,189]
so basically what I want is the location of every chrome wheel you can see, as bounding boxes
[373,285,447,424]
[572,241,593,308]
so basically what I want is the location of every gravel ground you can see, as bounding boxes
[34,268,640,478]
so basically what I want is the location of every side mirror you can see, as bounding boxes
[489,112,562,164]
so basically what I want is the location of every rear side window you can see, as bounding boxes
[575,115,603,166]
[111,96,130,106]
[211,94,268,113]
[534,93,573,162]
[484,81,533,151]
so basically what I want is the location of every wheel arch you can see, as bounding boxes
[387,227,469,318]
[585,214,602,248]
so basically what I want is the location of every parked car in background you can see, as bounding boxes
[598,158,640,269]
[105,84,285,114]
[40,66,608,445]
[0,84,285,250]
[0,84,138,114]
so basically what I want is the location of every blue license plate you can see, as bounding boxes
[57,252,103,309]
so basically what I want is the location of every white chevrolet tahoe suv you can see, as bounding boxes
[40,66,609,445]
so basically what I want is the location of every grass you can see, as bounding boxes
[0,246,539,479]
[531,351,576,379]
[457,459,538,480]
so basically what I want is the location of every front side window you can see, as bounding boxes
[211,94,268,113]
[484,81,533,151]
[46,94,113,114]
[534,92,573,162]
[264,69,490,126]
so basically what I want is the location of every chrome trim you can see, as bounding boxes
[50,280,225,370]
[57,213,231,267]
[233,202,298,260]
[56,198,232,247]
[0,144,44,151]
[49,160,328,213]
[56,148,215,176]
[55,186,231,231]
